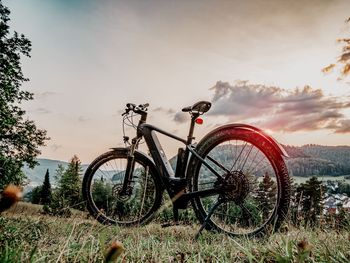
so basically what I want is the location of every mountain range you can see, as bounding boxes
[283,144,350,177]
[22,159,89,191]
[22,144,350,191]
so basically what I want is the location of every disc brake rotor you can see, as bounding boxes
[112,185,132,202]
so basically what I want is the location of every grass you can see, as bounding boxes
[1,202,350,262]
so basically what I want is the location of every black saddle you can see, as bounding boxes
[182,101,211,114]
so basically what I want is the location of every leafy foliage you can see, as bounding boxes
[323,17,350,78]
[29,186,42,205]
[57,155,83,208]
[295,177,325,226]
[0,1,48,189]
[45,156,84,216]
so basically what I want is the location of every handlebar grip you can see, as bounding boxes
[126,103,136,109]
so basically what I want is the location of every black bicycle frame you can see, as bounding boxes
[132,122,224,208]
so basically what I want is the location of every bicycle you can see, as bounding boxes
[82,101,291,238]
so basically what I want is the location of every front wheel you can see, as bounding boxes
[82,149,162,226]
[188,128,290,237]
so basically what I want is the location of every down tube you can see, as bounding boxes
[186,145,223,180]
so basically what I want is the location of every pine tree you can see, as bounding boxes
[0,1,48,189]
[288,178,301,226]
[257,172,277,220]
[57,155,83,210]
[40,169,51,205]
[297,176,324,225]
[46,157,83,216]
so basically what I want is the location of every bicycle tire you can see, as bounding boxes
[188,127,290,237]
[82,148,162,226]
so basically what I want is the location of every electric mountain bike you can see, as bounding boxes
[82,101,291,238]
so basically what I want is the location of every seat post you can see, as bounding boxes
[186,114,199,145]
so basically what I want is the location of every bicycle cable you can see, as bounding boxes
[122,112,145,146]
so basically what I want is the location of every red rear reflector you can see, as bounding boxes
[195,118,203,124]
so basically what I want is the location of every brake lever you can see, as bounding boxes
[122,109,130,116]
[138,103,149,111]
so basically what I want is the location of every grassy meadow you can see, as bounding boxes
[0,202,350,262]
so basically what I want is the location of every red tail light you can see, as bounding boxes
[195,118,203,125]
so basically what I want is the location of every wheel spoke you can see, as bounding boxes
[193,133,290,237]
[238,143,254,172]
[230,142,247,171]
[84,151,160,226]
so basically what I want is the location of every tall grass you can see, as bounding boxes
[1,202,350,262]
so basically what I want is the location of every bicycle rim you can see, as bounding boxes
[192,133,286,236]
[85,151,160,225]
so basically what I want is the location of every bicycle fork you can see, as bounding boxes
[120,139,138,196]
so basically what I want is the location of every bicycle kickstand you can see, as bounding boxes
[161,206,180,228]
[194,198,223,240]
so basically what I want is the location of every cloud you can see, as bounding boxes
[153,106,187,124]
[153,107,175,115]
[35,91,57,99]
[173,112,188,124]
[78,116,90,122]
[333,120,350,133]
[50,144,62,151]
[34,108,51,114]
[209,81,350,133]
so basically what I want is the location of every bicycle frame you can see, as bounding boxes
[140,124,222,180]
[120,103,289,211]
[122,119,224,210]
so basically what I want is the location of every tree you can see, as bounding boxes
[45,157,84,217]
[257,172,277,220]
[0,1,48,189]
[29,186,42,204]
[296,177,324,226]
[47,155,84,216]
[91,178,113,212]
[58,155,83,208]
[323,17,350,79]
[40,169,51,205]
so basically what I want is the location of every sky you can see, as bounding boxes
[4,0,350,163]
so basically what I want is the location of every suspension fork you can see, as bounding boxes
[120,138,139,195]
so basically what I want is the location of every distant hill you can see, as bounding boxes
[24,144,350,191]
[170,144,350,178]
[22,159,89,192]
[283,145,350,177]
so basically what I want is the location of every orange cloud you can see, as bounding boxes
[209,81,350,133]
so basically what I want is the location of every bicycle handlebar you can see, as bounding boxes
[122,103,149,116]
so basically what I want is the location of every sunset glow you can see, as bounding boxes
[5,0,350,162]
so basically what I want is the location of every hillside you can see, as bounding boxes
[170,144,350,178]
[22,159,89,191]
[283,145,350,177]
[23,144,350,190]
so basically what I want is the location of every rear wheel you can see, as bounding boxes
[188,128,290,237]
[82,149,162,226]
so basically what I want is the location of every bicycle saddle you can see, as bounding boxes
[182,101,211,114]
